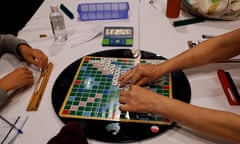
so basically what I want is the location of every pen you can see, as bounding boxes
[0,115,23,134]
[202,34,215,39]
[8,116,29,144]
[60,3,74,19]
[173,17,205,27]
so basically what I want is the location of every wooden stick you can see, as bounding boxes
[26,63,53,111]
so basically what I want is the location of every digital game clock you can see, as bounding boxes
[102,26,133,47]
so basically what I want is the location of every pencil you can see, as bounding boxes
[201,34,215,39]
[0,115,23,134]
[173,17,205,27]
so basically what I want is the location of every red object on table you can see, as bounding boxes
[217,69,240,105]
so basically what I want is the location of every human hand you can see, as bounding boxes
[119,85,161,114]
[18,44,48,71]
[118,63,160,87]
[0,67,33,92]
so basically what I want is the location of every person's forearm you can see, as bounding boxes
[154,96,240,142]
[157,28,240,75]
[0,34,28,56]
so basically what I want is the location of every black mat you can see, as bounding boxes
[52,49,191,143]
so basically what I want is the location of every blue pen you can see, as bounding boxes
[0,115,23,134]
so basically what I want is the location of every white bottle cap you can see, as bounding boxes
[50,4,59,12]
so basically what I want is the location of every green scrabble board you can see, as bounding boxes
[59,56,172,125]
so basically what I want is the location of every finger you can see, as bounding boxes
[29,56,42,67]
[118,69,132,81]
[21,67,33,74]
[135,78,148,86]
[119,95,127,104]
[24,71,34,80]
[119,90,129,102]
[31,50,48,70]
[118,68,132,80]
[119,69,135,86]
[33,57,48,72]
[119,104,128,112]
[38,53,48,70]
[129,72,142,86]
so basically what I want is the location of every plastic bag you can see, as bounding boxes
[182,0,240,20]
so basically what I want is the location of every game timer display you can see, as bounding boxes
[52,49,191,142]
[102,27,133,47]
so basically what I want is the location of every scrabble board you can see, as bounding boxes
[59,56,172,125]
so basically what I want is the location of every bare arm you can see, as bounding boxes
[0,34,48,107]
[157,28,240,76]
[119,86,240,143]
[119,28,240,142]
[159,96,240,142]
[119,28,240,86]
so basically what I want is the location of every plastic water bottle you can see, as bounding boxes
[49,4,67,42]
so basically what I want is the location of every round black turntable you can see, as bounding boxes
[51,49,191,143]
